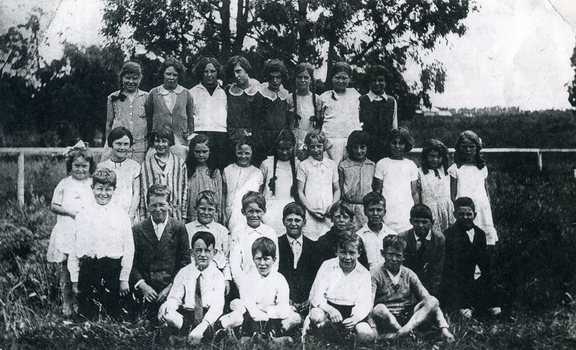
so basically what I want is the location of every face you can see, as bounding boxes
[455,205,476,230]
[235,144,252,167]
[149,195,169,224]
[308,138,324,161]
[92,183,114,206]
[193,142,210,165]
[154,136,170,156]
[389,137,406,160]
[277,140,294,162]
[202,63,218,87]
[296,70,311,92]
[268,72,283,91]
[234,63,249,85]
[192,239,214,271]
[383,246,404,274]
[332,71,350,92]
[283,213,306,239]
[370,75,386,95]
[122,73,141,93]
[70,156,90,181]
[163,66,179,90]
[242,202,265,228]
[410,217,433,238]
[426,150,442,169]
[337,243,360,273]
[111,135,131,162]
[350,144,367,161]
[332,209,352,232]
[253,251,275,277]
[196,198,216,225]
[459,138,477,162]
[365,202,386,226]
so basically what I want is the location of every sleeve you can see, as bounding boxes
[331,160,339,184]
[139,162,149,221]
[256,167,264,186]
[239,273,260,316]
[447,164,457,178]
[260,161,269,185]
[374,160,384,180]
[409,161,418,181]
[392,98,398,130]
[145,89,155,137]
[287,93,295,113]
[68,210,89,283]
[309,261,329,309]
[181,162,189,220]
[175,224,192,274]
[371,270,379,304]
[481,165,488,180]
[119,215,135,282]
[51,179,65,205]
[296,161,306,182]
[186,89,195,133]
[410,269,431,301]
[106,96,114,138]
[350,270,373,321]
[266,275,291,319]
[203,269,225,325]
[428,235,446,296]
[229,237,244,284]
[129,226,144,286]
[163,268,186,311]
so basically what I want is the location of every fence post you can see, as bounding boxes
[537,150,543,172]
[17,152,25,206]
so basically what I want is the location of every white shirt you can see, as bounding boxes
[240,270,290,320]
[189,83,227,132]
[466,228,475,243]
[356,223,397,270]
[386,268,401,285]
[158,85,185,113]
[286,235,304,269]
[229,223,278,284]
[414,230,432,250]
[185,220,231,280]
[152,215,169,240]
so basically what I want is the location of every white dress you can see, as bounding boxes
[448,164,498,245]
[260,156,299,235]
[98,159,141,214]
[374,157,418,233]
[223,164,264,232]
[418,168,454,234]
[47,176,94,262]
[320,88,361,161]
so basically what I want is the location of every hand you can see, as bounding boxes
[295,300,310,313]
[71,282,79,294]
[139,282,158,303]
[224,281,231,296]
[342,317,357,330]
[157,283,172,303]
[326,306,343,323]
[157,302,169,323]
[119,281,130,296]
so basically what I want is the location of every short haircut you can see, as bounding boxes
[332,61,352,78]
[147,183,171,203]
[150,125,175,146]
[327,200,354,220]
[252,236,276,258]
[107,126,134,147]
[92,167,117,188]
[242,191,266,211]
[362,191,386,209]
[159,58,185,79]
[262,59,288,82]
[225,55,252,81]
[195,190,219,210]
[191,231,215,249]
[194,57,222,82]
[365,65,388,84]
[282,202,306,220]
[387,127,414,152]
[382,234,406,253]
[232,135,253,151]
[119,61,142,79]
[454,196,476,212]
[337,233,364,254]
[66,149,97,175]
[410,204,433,221]
[304,129,327,147]
[346,130,371,153]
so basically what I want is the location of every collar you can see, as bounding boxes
[193,220,213,229]
[158,85,185,95]
[152,215,169,228]
[194,83,223,93]
[340,158,374,168]
[309,157,328,167]
[258,83,289,101]
[227,78,260,96]
[286,234,303,246]
[367,90,389,102]
[413,230,432,242]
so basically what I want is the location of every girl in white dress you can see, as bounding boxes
[417,139,454,234]
[448,130,498,245]
[373,127,418,233]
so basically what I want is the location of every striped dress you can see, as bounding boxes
[140,153,188,221]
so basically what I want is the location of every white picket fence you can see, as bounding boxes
[1,147,575,206]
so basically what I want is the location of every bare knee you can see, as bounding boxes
[309,307,327,326]
[355,322,375,344]
[373,304,394,321]
[424,296,439,310]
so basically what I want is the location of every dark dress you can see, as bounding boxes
[359,94,396,162]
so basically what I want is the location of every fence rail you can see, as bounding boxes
[1,147,576,206]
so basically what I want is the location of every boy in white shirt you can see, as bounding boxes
[158,231,225,346]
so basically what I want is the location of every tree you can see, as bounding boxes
[569,43,576,108]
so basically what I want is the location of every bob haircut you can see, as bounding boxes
[337,233,364,254]
[92,167,117,188]
[191,231,216,250]
[362,191,386,209]
[146,183,171,203]
[66,149,97,175]
[454,130,486,169]
[241,191,266,212]
[387,127,414,152]
[382,234,407,253]
[159,58,185,80]
[150,125,176,146]
[119,61,142,82]
[282,202,306,220]
[327,200,355,220]
[252,236,276,259]
[194,57,222,82]
[107,126,134,147]
[454,196,476,212]
[262,59,288,82]
[364,65,388,84]
[420,139,449,175]
[304,130,328,147]
[346,130,371,153]
[410,204,433,221]
[331,61,352,78]
[225,55,252,81]
[195,190,219,211]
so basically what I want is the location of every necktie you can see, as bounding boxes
[416,238,426,267]
[194,274,203,326]
[292,240,302,269]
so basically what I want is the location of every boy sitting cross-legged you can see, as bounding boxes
[158,231,225,346]
[371,235,453,341]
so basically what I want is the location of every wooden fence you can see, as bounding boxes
[1,147,575,206]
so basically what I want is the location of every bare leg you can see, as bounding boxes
[372,303,402,337]
[219,299,245,329]
[355,321,375,344]
[436,307,454,342]
[397,296,439,337]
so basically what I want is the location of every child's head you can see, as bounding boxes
[365,65,388,95]
[294,62,314,92]
[147,184,171,223]
[331,62,352,92]
[195,190,218,225]
[262,59,288,91]
[409,204,434,239]
[225,55,251,85]
[160,58,185,89]
[304,130,327,161]
[194,57,222,87]
[387,127,414,160]
[65,144,97,180]
[362,192,386,227]
[119,61,142,93]
[346,130,370,161]
[252,237,276,277]
[328,201,355,233]
[232,136,253,167]
[420,139,449,175]
[454,197,476,230]
[187,134,218,177]
[241,191,266,228]
[191,231,215,271]
[282,202,307,239]
[150,125,175,156]
[274,130,296,161]
[92,167,117,206]
[454,130,485,169]
[381,235,406,274]
[336,233,363,273]
[108,127,134,162]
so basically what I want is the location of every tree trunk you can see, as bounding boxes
[220,0,231,60]
[297,0,308,59]
[234,0,250,54]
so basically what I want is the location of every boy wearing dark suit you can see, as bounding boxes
[131,184,191,312]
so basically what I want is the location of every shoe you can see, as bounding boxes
[488,307,502,316]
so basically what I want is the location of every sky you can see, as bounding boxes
[1,0,575,111]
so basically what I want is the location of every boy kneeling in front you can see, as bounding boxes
[371,235,453,341]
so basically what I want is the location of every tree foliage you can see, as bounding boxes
[569,43,576,108]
